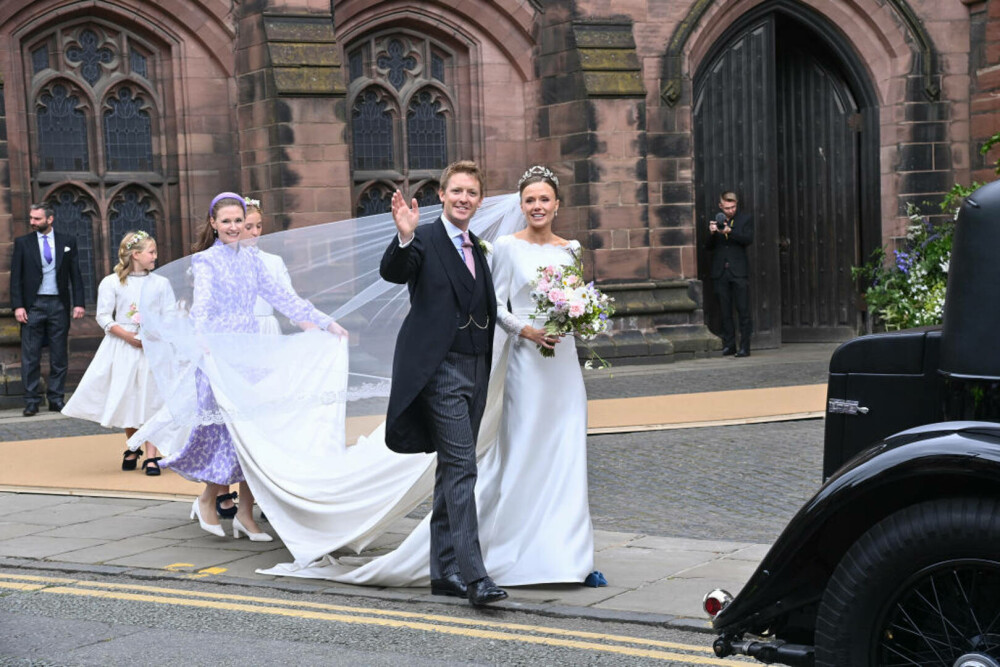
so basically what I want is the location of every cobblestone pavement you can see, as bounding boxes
[0,414,119,443]
[587,419,824,544]
[3,413,825,546]
[583,343,837,399]
[1,344,834,546]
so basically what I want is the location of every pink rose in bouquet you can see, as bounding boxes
[528,254,614,363]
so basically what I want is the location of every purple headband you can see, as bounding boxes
[209,192,246,217]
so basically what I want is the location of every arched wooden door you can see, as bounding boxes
[694,6,877,347]
[775,21,863,341]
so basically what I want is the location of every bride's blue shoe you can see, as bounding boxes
[584,570,608,587]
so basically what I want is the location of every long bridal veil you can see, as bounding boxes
[137,193,525,563]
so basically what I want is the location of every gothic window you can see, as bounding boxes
[24,20,169,302]
[407,90,448,171]
[347,32,458,215]
[37,84,89,171]
[51,188,98,303]
[414,181,441,208]
[377,39,417,91]
[104,87,153,171]
[357,185,393,217]
[349,51,363,82]
[431,54,445,83]
[32,45,49,74]
[130,51,147,79]
[65,28,115,86]
[352,89,394,171]
[108,188,156,259]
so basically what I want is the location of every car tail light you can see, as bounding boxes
[703,589,733,617]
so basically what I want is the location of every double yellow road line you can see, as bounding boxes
[0,571,745,664]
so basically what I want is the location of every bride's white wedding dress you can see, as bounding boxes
[257,234,594,586]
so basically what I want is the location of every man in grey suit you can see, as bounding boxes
[379,160,507,607]
[10,202,86,416]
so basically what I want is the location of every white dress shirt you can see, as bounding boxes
[397,213,468,261]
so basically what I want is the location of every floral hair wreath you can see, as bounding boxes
[124,230,151,252]
[244,197,261,209]
[518,165,559,190]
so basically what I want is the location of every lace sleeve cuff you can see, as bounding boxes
[497,307,526,336]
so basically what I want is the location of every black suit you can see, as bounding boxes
[380,218,497,584]
[10,231,85,407]
[706,211,754,351]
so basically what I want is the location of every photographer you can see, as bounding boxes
[706,191,754,357]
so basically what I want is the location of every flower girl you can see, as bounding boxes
[62,231,174,475]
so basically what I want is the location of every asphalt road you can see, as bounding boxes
[0,567,753,666]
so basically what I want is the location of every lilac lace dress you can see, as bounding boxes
[163,240,333,485]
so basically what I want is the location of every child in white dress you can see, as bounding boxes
[62,231,174,475]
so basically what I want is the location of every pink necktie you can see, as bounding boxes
[461,231,475,278]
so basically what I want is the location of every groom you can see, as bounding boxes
[380,160,507,606]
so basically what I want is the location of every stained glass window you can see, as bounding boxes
[414,181,441,208]
[352,89,393,170]
[357,187,392,217]
[32,46,49,74]
[348,34,459,213]
[408,91,447,170]
[108,189,156,259]
[26,22,168,304]
[376,39,416,91]
[349,50,363,82]
[104,88,153,171]
[37,84,89,171]
[52,189,97,303]
[130,51,147,79]
[431,54,444,82]
[66,29,114,86]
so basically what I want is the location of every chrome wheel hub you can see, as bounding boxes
[954,653,1000,667]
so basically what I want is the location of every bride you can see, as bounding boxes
[136,168,596,588]
[257,166,595,587]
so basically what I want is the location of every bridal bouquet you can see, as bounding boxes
[528,260,614,362]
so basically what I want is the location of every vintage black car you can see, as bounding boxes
[706,180,1000,667]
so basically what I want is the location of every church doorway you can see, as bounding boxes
[693,3,880,348]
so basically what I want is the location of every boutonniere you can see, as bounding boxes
[478,239,492,256]
[63,246,71,252]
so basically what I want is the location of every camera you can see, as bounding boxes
[711,214,727,230]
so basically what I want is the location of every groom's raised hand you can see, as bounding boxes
[391,190,419,244]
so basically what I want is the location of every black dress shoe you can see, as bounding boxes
[48,401,65,412]
[721,345,736,356]
[735,348,751,358]
[467,576,507,606]
[22,405,38,417]
[430,573,467,598]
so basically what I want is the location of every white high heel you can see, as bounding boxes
[233,516,273,542]
[190,499,225,537]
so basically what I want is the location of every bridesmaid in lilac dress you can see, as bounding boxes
[169,192,348,541]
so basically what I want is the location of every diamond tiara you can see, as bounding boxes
[518,165,559,189]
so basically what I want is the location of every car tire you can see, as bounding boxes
[814,497,1000,667]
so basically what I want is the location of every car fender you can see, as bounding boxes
[713,421,1000,636]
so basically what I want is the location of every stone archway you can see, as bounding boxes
[692,2,881,347]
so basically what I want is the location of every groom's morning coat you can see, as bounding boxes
[379,218,497,454]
